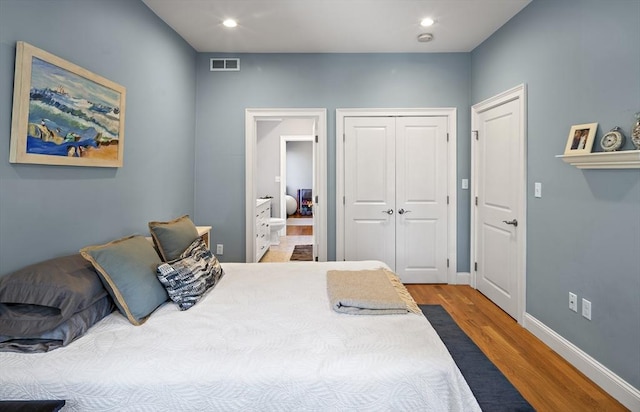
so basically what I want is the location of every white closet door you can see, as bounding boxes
[395,117,448,283]
[344,117,396,269]
[344,116,449,283]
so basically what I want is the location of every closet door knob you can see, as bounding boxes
[398,209,412,215]
[382,209,394,215]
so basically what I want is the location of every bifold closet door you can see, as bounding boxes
[344,116,448,283]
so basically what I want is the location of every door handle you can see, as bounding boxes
[398,209,412,215]
[382,209,394,215]
[502,219,518,227]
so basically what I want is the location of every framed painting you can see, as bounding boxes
[10,42,126,167]
[563,123,597,156]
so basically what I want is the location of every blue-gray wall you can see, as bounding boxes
[194,53,472,266]
[1,0,637,395]
[472,0,639,389]
[0,0,197,274]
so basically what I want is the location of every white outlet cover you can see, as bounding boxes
[569,292,577,312]
[534,182,542,198]
[582,298,591,320]
[462,179,469,189]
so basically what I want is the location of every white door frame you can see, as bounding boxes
[280,135,314,234]
[245,108,327,263]
[336,108,458,284]
[470,84,527,324]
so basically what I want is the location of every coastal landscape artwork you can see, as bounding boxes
[10,42,126,167]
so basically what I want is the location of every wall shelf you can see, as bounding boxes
[556,150,640,169]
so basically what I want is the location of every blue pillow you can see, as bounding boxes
[148,215,200,261]
[80,235,168,325]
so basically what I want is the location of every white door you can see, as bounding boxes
[473,94,524,320]
[344,116,448,283]
[344,117,396,269]
[396,117,448,283]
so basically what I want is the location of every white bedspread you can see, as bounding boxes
[0,260,480,411]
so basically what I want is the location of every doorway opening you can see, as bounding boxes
[245,109,327,263]
[263,135,315,262]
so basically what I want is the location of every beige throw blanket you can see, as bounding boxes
[327,269,420,315]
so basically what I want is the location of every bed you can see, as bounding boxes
[1,216,480,411]
[0,259,480,411]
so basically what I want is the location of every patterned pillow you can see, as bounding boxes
[156,238,224,310]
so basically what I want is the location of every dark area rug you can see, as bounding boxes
[289,244,313,261]
[420,305,535,412]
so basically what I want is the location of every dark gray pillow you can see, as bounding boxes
[0,254,108,336]
[0,294,114,353]
[148,215,200,261]
[80,235,168,326]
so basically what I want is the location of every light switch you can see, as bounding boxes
[275,176,281,183]
[461,179,469,190]
[534,182,542,198]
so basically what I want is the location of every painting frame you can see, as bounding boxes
[10,41,126,167]
[563,123,598,156]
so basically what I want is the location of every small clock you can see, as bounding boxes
[600,127,625,152]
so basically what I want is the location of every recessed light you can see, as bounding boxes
[420,18,435,27]
[223,19,237,28]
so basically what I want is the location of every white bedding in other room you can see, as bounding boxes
[0,260,480,411]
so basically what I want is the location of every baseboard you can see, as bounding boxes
[524,313,640,411]
[455,272,471,285]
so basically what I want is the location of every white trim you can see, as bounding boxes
[524,313,640,411]
[245,108,327,263]
[279,135,314,236]
[456,272,471,285]
[336,108,457,284]
[470,84,527,323]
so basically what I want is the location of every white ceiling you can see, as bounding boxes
[141,0,532,53]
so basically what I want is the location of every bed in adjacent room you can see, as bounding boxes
[0,259,480,411]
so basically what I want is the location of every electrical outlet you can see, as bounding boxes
[216,244,223,255]
[582,298,591,320]
[569,292,577,312]
[462,179,469,189]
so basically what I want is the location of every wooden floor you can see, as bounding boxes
[406,284,628,412]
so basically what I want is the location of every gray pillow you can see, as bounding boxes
[0,254,108,336]
[0,294,114,353]
[149,215,200,261]
[157,238,224,310]
[80,235,168,326]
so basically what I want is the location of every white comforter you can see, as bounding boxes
[0,261,480,411]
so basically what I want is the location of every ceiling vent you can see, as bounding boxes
[210,58,240,72]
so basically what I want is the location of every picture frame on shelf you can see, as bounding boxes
[563,123,597,156]
[9,41,126,167]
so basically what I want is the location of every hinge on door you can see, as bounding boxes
[447,196,449,204]
[475,196,478,206]
[343,133,345,142]
[315,135,318,143]
[447,259,449,267]
[447,133,449,142]
[474,262,478,271]
[473,130,479,140]
[343,196,345,205]
[315,195,318,203]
